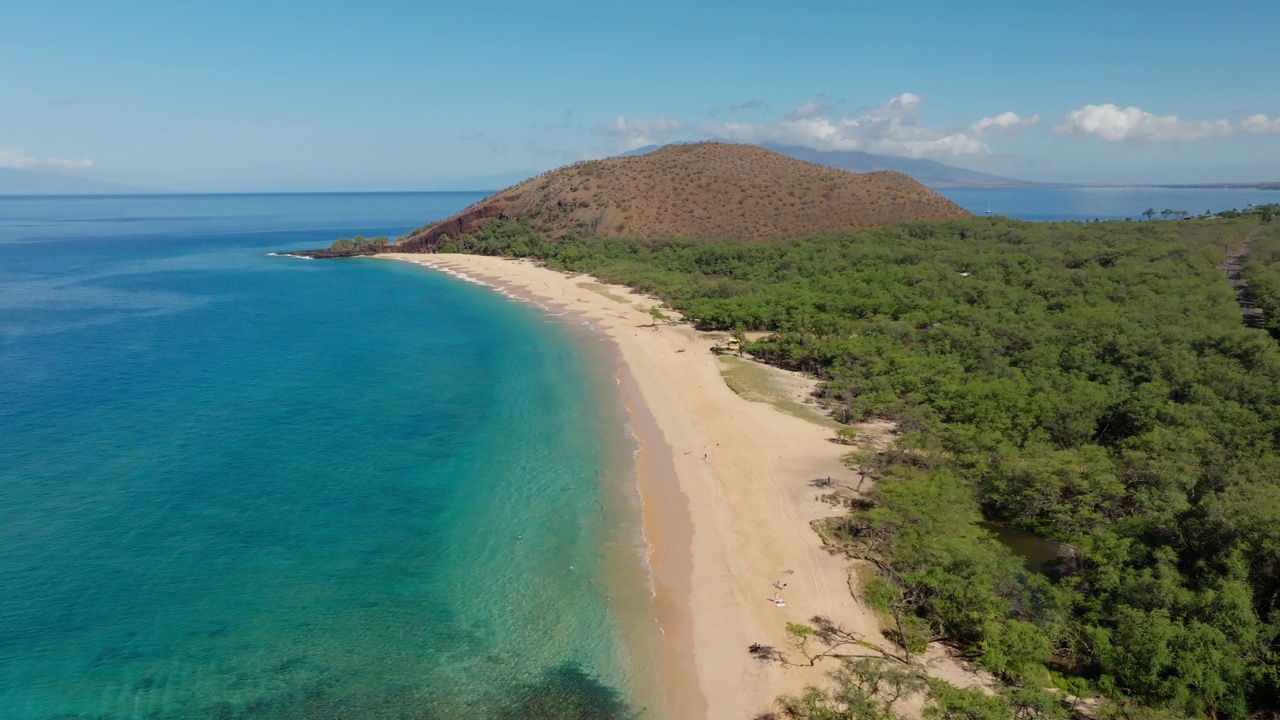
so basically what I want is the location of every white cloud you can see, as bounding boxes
[699,93,990,158]
[1241,113,1280,134]
[785,101,829,121]
[1055,104,1280,144]
[594,116,682,151]
[971,111,1041,136]
[593,94,1051,159]
[0,149,94,170]
[881,92,922,116]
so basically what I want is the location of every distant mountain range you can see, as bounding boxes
[756,144,1039,188]
[624,143,1036,188]
[0,168,151,195]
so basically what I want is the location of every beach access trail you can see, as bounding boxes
[381,253,897,719]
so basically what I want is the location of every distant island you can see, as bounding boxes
[630,142,1280,191]
[749,143,1041,188]
[0,167,152,195]
[1140,181,1280,190]
[619,141,1046,188]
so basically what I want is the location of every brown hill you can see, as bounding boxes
[397,143,969,251]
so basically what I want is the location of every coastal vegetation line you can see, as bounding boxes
[419,209,1280,719]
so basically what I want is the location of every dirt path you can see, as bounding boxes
[1222,225,1266,329]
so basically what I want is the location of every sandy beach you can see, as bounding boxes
[382,253,892,719]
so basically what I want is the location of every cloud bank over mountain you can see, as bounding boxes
[597,94,1039,160]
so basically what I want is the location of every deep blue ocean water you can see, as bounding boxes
[0,193,657,719]
[938,185,1280,222]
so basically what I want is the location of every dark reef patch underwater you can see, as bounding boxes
[170,663,634,719]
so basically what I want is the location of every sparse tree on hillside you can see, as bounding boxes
[1142,208,1156,220]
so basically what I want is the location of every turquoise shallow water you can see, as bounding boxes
[0,194,655,719]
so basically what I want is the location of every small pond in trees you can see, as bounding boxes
[979,522,1074,576]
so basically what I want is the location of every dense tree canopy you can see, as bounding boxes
[443,213,1280,718]
[1241,215,1280,335]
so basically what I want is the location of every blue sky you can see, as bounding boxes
[3,0,1278,191]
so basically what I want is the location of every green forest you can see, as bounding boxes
[1244,221,1280,336]
[433,211,1280,719]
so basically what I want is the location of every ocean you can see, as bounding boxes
[0,193,659,719]
[938,184,1280,222]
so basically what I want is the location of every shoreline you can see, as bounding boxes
[381,253,889,719]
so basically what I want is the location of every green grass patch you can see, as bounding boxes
[717,355,835,427]
[576,282,632,304]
